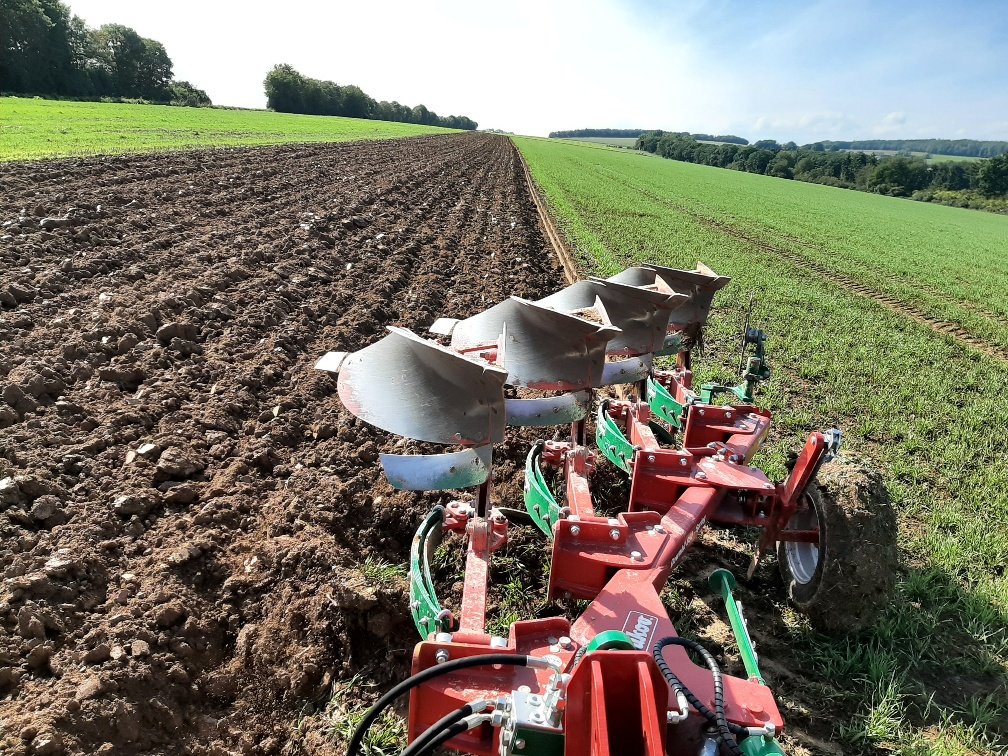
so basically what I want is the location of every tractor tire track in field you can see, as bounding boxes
[595,171,1008,365]
[0,134,565,755]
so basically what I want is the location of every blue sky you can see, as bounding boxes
[65,0,1007,142]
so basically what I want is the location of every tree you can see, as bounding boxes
[868,157,929,196]
[168,80,211,107]
[977,155,1008,197]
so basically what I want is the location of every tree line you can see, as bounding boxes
[263,64,476,130]
[0,0,210,105]
[810,139,1008,159]
[636,132,1008,213]
[549,128,748,144]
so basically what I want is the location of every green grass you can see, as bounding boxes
[0,96,456,161]
[514,135,1008,755]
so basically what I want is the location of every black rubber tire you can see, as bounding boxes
[777,455,898,634]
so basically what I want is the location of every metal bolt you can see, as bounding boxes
[647,454,655,463]
[696,471,707,480]
[631,550,643,561]
[679,458,688,467]
[570,525,581,537]
[763,482,773,489]
[610,528,620,541]
[559,636,573,649]
[530,711,544,724]
[435,649,450,664]
[725,411,732,419]
[515,739,526,750]
[654,525,666,534]
[528,694,543,706]
[699,408,705,416]
[518,685,531,694]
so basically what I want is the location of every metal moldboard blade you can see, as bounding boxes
[538,279,687,356]
[450,297,621,390]
[608,263,730,330]
[380,446,492,491]
[337,327,507,445]
[601,355,653,386]
[505,391,590,427]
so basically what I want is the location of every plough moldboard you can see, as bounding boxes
[317,264,880,756]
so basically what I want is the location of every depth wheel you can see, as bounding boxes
[777,456,897,634]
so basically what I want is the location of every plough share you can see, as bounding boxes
[318,263,888,756]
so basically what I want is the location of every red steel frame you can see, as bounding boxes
[406,364,828,756]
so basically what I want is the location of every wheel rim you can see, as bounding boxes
[784,504,820,585]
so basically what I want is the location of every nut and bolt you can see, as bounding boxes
[696,471,707,480]
[570,525,581,537]
[610,528,621,541]
[647,454,655,463]
[631,550,643,562]
[679,458,688,467]
[435,649,450,664]
[528,694,543,706]
[654,525,665,534]
[515,739,526,750]
[559,636,573,649]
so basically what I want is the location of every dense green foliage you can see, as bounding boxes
[263,64,476,130]
[515,135,1008,755]
[636,131,1008,211]
[810,138,1008,158]
[0,0,210,105]
[0,97,453,161]
[550,127,747,144]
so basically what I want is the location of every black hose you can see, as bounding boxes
[348,654,531,756]
[652,636,745,756]
[407,717,474,756]
[400,702,485,756]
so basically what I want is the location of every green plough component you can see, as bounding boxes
[524,442,561,538]
[410,506,450,639]
[646,376,684,428]
[596,400,635,475]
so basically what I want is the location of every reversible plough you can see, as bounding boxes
[317,264,878,756]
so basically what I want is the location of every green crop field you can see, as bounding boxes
[566,136,640,148]
[515,136,1008,755]
[0,97,455,161]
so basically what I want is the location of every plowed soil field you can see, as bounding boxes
[0,133,565,755]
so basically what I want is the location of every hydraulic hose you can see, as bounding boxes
[399,700,490,756]
[408,714,491,756]
[348,654,533,756]
[652,636,744,756]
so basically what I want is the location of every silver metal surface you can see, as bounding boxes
[429,317,459,336]
[505,391,590,427]
[784,506,820,585]
[314,351,349,374]
[608,263,730,330]
[538,278,687,356]
[601,355,652,385]
[380,445,493,491]
[337,327,508,445]
[450,296,621,390]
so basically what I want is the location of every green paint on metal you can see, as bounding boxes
[709,569,765,685]
[511,726,564,755]
[524,442,561,538]
[739,735,786,755]
[585,630,635,653]
[646,376,683,428]
[410,506,450,639]
[596,401,635,475]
